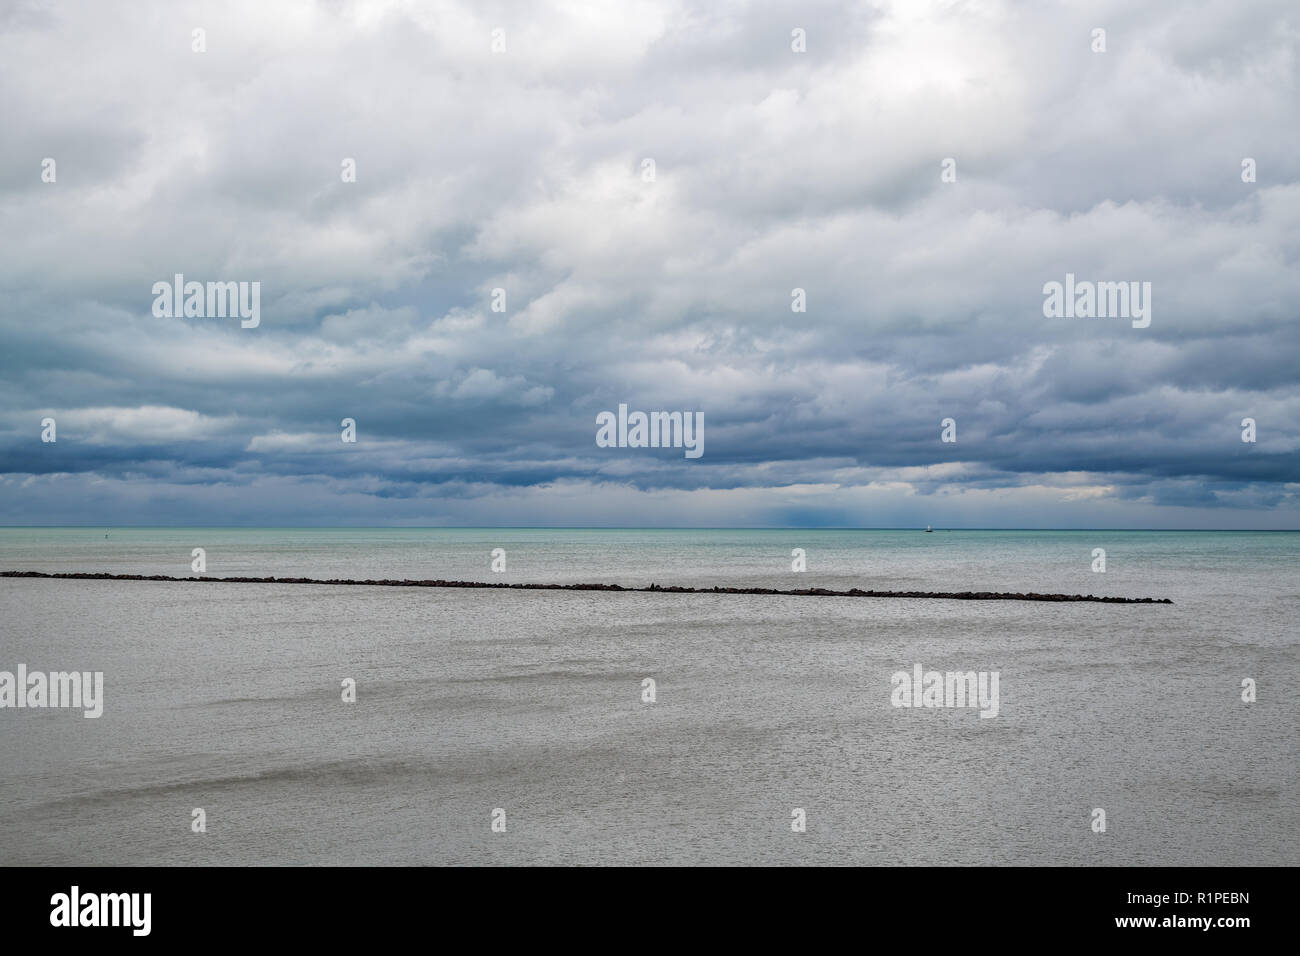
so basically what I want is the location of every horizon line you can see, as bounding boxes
[1,525,1297,533]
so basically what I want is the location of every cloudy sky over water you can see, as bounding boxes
[1,0,1297,528]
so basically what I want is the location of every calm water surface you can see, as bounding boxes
[1,529,1295,865]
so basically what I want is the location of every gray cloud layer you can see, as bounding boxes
[1,0,1297,527]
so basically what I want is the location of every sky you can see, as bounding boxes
[0,0,1297,528]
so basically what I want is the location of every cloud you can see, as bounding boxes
[0,0,1297,527]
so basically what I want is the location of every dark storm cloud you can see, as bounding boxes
[0,0,1296,527]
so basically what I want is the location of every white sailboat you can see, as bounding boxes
[924,524,933,532]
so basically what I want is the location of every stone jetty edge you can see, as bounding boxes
[0,570,1173,603]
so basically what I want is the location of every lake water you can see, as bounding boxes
[1,528,1296,865]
